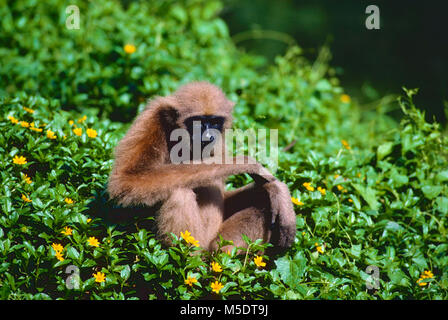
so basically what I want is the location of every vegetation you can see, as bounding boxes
[0,0,447,299]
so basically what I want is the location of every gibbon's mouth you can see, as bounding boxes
[198,137,216,151]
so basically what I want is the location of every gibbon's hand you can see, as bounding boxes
[263,179,296,248]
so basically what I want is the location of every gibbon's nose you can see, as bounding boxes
[203,129,214,142]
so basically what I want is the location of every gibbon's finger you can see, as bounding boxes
[271,209,280,226]
[270,212,280,230]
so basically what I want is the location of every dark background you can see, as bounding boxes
[221,0,448,124]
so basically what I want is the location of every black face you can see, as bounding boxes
[184,115,225,148]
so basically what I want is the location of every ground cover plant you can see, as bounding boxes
[0,0,447,300]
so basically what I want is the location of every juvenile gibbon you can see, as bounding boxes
[107,82,296,251]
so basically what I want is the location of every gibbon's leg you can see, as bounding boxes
[156,188,208,246]
[210,179,296,251]
[209,183,270,251]
[211,206,271,252]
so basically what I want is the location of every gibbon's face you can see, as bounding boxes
[183,115,225,150]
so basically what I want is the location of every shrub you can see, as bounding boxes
[0,0,447,300]
[0,0,260,122]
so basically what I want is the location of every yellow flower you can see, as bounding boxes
[291,197,304,206]
[124,44,136,54]
[341,139,351,150]
[30,126,43,132]
[13,155,27,165]
[188,237,200,247]
[348,198,353,203]
[210,280,224,294]
[23,106,35,114]
[73,127,83,136]
[8,115,19,124]
[417,277,428,287]
[211,261,222,273]
[417,270,434,287]
[180,230,199,247]
[315,243,324,254]
[87,218,92,223]
[93,271,106,283]
[87,236,100,247]
[337,185,344,191]
[86,128,97,138]
[46,129,57,140]
[417,279,427,286]
[61,226,73,236]
[423,270,434,279]
[64,198,74,204]
[77,115,87,123]
[55,251,65,262]
[51,243,64,253]
[20,121,30,128]
[180,230,191,241]
[340,94,351,103]
[69,120,74,126]
[317,187,326,196]
[334,174,340,179]
[184,276,198,287]
[21,194,32,203]
[302,182,315,192]
[254,256,266,268]
[22,173,32,184]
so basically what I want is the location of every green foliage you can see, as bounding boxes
[0,0,260,122]
[0,0,447,300]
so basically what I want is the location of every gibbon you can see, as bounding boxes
[107,82,296,251]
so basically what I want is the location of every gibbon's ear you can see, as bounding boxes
[158,106,180,131]
[157,105,180,154]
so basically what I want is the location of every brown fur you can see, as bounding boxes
[108,81,296,251]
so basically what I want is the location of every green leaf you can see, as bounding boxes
[275,252,307,289]
[421,185,443,200]
[435,170,448,182]
[66,247,80,261]
[387,269,410,287]
[120,265,131,281]
[377,142,393,161]
[350,244,362,259]
[353,184,379,210]
[436,197,448,214]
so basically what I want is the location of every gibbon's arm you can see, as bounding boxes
[108,160,274,207]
